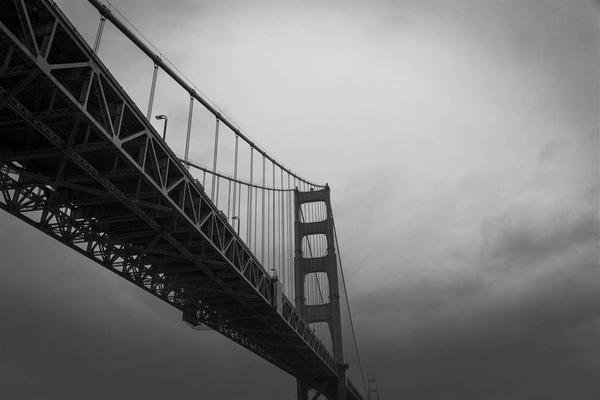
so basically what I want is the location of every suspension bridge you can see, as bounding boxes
[0,1,369,399]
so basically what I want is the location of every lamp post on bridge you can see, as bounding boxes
[231,215,240,234]
[155,114,168,141]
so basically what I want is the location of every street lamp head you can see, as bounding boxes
[155,114,168,141]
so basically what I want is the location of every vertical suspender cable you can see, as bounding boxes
[280,169,285,290]
[184,95,194,167]
[268,169,272,270]
[237,176,242,235]
[232,135,239,232]
[146,63,158,119]
[215,177,220,207]
[93,16,106,53]
[211,118,220,200]
[272,163,276,276]
[227,179,231,219]
[287,173,293,297]
[255,189,259,255]
[294,176,299,299]
[261,156,266,264]
[273,173,283,279]
[247,148,254,247]
[282,178,287,295]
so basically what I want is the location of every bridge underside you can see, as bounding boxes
[0,2,365,399]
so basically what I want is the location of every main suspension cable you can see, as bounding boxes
[331,214,367,397]
[181,158,294,192]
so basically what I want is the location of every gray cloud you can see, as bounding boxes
[345,193,599,398]
[482,206,598,269]
[353,238,598,399]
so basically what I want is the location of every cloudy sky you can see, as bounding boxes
[1,1,598,399]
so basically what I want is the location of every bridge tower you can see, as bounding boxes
[367,378,380,400]
[294,185,347,400]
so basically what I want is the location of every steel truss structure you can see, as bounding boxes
[0,1,362,399]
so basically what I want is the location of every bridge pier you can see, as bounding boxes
[297,380,309,400]
[336,363,349,400]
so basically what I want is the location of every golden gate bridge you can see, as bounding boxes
[0,1,376,398]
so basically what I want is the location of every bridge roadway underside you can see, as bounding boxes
[0,2,361,399]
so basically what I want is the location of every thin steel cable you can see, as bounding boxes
[266,166,271,270]
[280,169,285,284]
[93,15,105,53]
[210,118,219,200]
[227,179,231,219]
[215,176,221,208]
[261,156,265,263]
[331,215,368,396]
[232,135,239,230]
[272,163,276,275]
[253,185,258,254]
[287,174,292,297]
[182,159,294,192]
[237,180,241,235]
[146,63,158,119]
[184,95,193,165]
[248,148,254,249]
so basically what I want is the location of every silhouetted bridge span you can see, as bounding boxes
[0,1,366,399]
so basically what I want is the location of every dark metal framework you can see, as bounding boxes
[0,1,365,399]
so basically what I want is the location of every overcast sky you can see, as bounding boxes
[1,1,598,399]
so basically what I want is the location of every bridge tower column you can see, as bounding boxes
[294,185,346,400]
[367,378,380,400]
